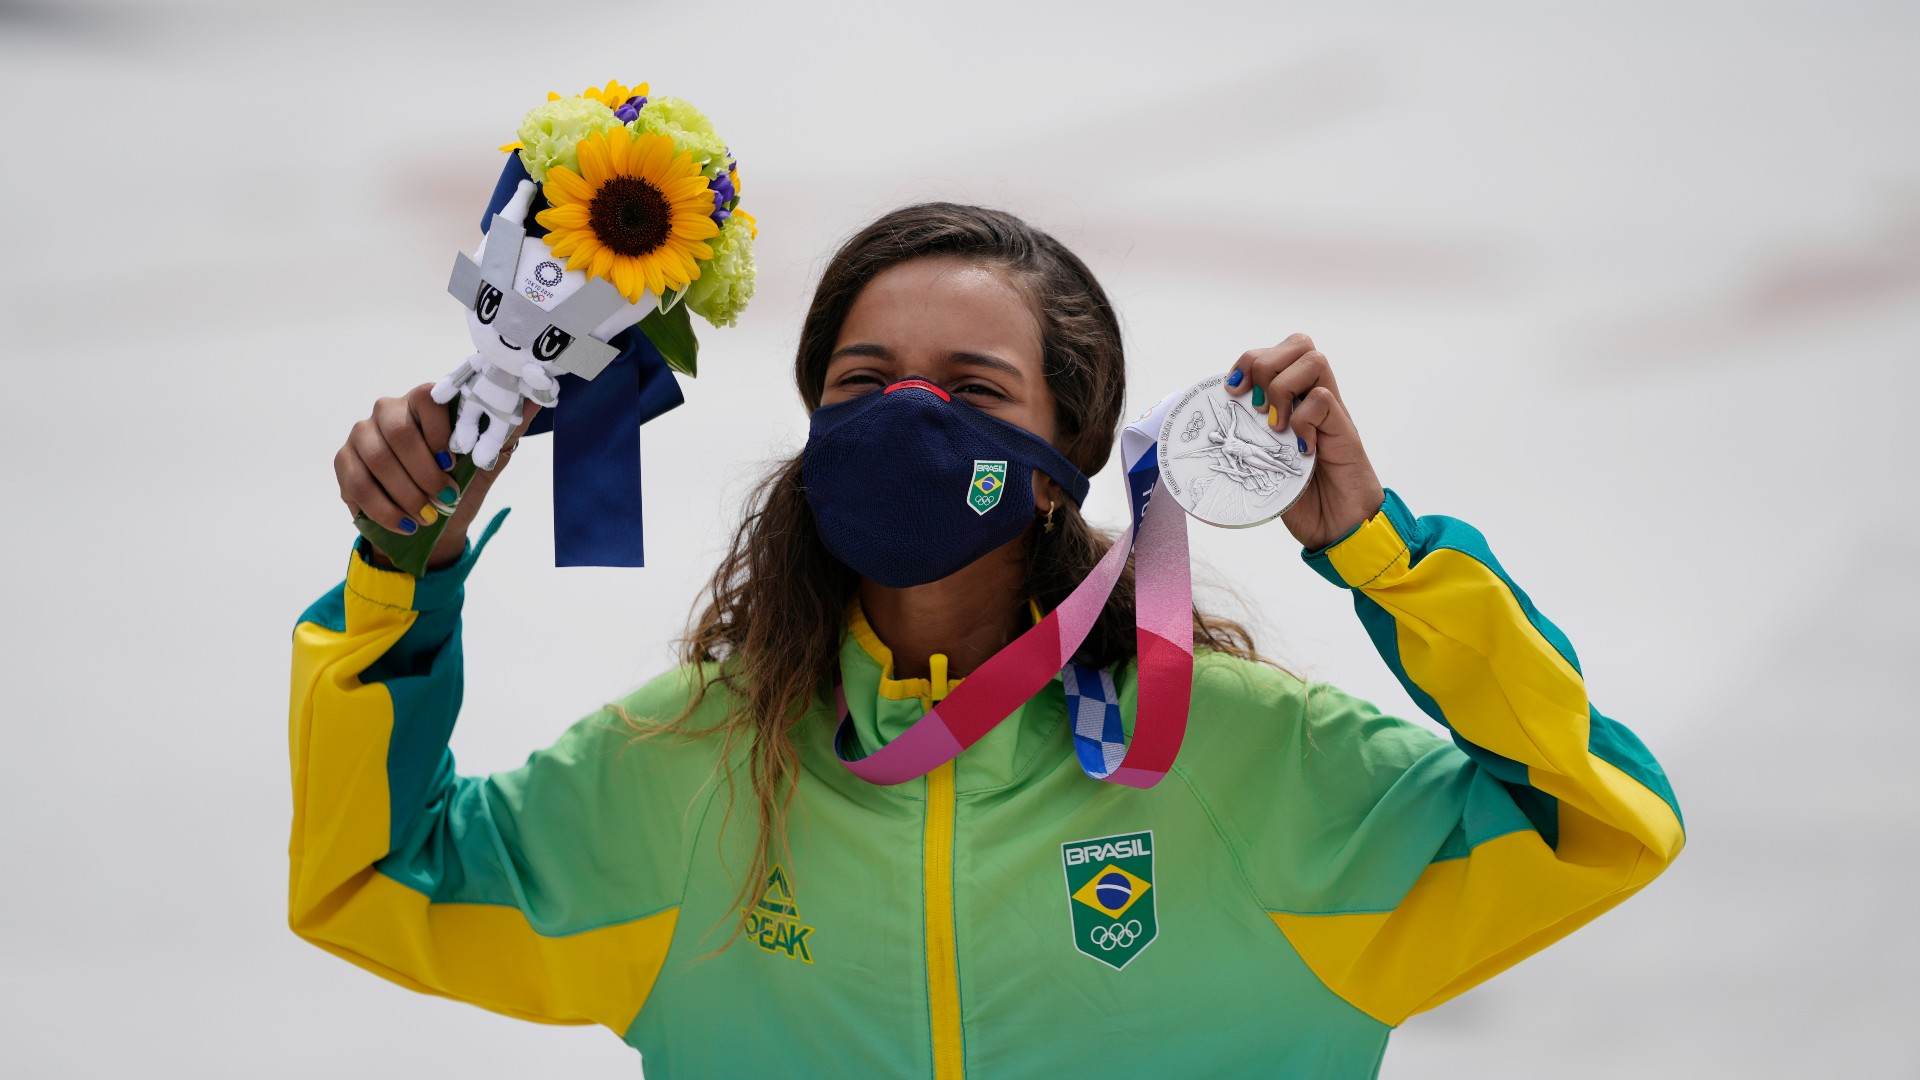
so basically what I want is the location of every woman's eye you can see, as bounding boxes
[838,372,883,387]
[475,284,502,325]
[532,325,573,361]
[954,382,1005,400]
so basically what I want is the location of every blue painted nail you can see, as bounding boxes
[1298,436,1310,454]
[438,485,458,504]
[435,451,454,470]
[1226,369,1244,387]
[399,518,417,534]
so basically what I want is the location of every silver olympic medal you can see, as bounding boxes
[1156,375,1315,528]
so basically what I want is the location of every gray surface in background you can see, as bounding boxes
[1,0,1914,1075]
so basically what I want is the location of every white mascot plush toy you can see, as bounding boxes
[431,178,660,469]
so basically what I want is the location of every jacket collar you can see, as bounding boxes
[799,602,1071,798]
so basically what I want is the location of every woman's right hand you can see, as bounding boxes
[334,384,539,571]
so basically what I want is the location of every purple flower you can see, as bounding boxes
[614,94,648,123]
[708,167,737,225]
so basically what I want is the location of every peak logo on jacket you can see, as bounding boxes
[743,864,815,964]
[1061,830,1158,970]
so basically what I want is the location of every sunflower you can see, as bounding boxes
[554,79,648,110]
[536,129,720,302]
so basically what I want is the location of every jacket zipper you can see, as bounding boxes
[925,657,964,1079]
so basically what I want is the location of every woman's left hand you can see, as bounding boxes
[1223,333,1387,552]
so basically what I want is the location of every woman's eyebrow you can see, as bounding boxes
[828,342,892,363]
[826,344,1023,382]
[950,351,1024,380]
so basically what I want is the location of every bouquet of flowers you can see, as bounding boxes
[506,79,758,343]
[356,79,756,575]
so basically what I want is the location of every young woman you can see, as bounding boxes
[290,203,1685,1077]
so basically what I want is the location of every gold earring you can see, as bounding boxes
[1044,502,1056,532]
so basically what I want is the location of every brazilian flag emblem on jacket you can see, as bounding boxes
[968,460,1008,515]
[1061,829,1157,970]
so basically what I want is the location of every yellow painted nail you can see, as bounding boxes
[1267,405,1279,426]
[417,505,439,525]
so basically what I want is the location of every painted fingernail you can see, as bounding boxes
[417,505,439,525]
[438,485,459,504]
[398,518,417,534]
[435,451,454,470]
[1268,404,1279,427]
[1299,436,1310,454]
[1225,369,1244,388]
[1251,385,1266,408]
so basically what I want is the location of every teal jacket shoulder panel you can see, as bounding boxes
[288,510,718,1033]
[1222,487,1685,1026]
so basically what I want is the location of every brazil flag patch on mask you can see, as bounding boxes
[969,460,1008,515]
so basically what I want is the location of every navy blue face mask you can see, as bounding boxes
[801,378,1091,588]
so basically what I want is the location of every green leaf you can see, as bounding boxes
[640,299,699,377]
[353,453,480,578]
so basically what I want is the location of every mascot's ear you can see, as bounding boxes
[495,179,538,229]
[589,280,679,340]
[479,149,538,235]
[590,296,654,341]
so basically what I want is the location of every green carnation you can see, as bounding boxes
[686,213,756,328]
[515,97,622,182]
[629,95,729,175]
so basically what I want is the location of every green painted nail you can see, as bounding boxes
[438,485,458,503]
[1251,385,1266,408]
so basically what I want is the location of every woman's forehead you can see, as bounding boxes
[836,258,1042,368]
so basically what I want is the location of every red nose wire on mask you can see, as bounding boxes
[883,378,951,401]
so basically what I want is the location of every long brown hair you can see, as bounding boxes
[616,202,1268,956]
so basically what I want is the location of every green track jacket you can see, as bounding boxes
[286,488,1685,1077]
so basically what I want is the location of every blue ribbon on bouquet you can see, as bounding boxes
[477,155,685,567]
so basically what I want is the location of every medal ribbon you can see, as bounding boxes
[834,392,1194,788]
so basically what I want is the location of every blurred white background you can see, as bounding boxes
[1,0,1915,1075]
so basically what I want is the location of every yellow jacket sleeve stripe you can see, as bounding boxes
[1274,490,1685,1025]
[287,512,676,1033]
